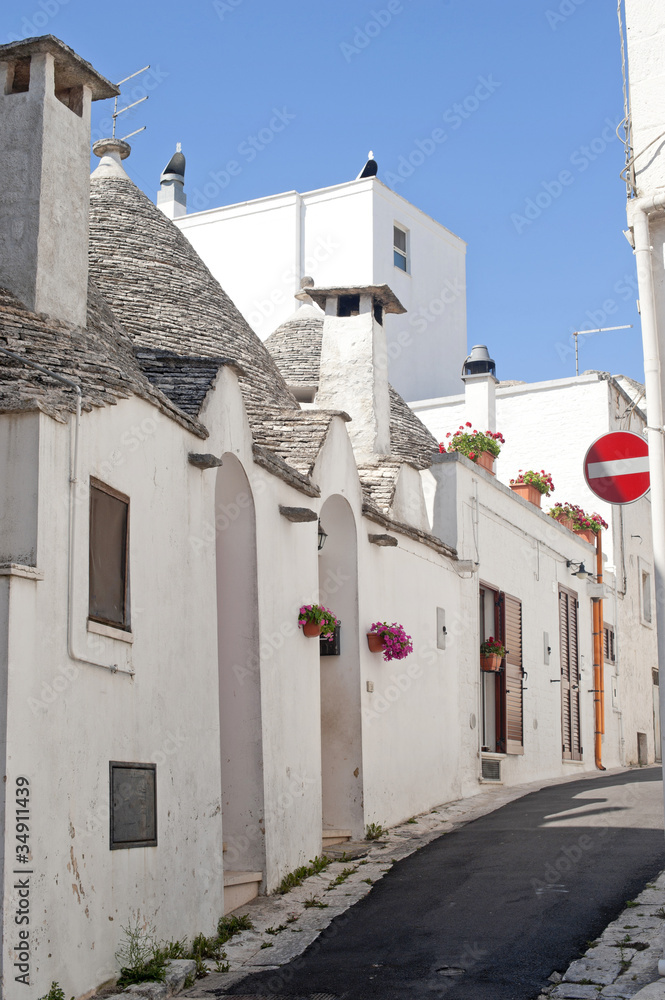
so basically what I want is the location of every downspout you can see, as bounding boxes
[0,347,119,672]
[593,531,606,770]
[627,194,665,772]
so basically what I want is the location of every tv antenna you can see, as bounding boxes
[112,65,150,142]
[572,324,633,376]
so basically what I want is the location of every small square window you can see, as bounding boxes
[337,294,360,317]
[89,479,130,629]
[373,300,383,325]
[393,225,408,272]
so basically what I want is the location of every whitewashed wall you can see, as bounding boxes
[0,397,225,1000]
[414,373,658,766]
[174,178,467,403]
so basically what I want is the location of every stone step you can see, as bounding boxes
[322,828,352,848]
[223,870,263,913]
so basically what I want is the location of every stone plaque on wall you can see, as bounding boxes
[110,762,157,849]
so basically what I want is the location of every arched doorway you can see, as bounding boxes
[215,456,265,886]
[318,495,363,839]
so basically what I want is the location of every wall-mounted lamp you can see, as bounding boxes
[318,520,328,552]
[567,560,594,581]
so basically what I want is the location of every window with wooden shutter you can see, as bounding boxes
[603,623,615,664]
[559,587,582,760]
[89,479,130,629]
[501,593,524,755]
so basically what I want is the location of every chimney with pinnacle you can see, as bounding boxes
[0,35,118,327]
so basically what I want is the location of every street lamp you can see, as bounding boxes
[317,520,328,551]
[567,560,593,581]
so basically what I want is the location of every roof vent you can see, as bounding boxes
[463,345,496,378]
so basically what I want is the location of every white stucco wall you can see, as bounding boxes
[414,372,658,766]
[625,0,665,195]
[173,178,467,403]
[0,398,226,1000]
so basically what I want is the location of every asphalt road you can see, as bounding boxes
[226,767,665,1000]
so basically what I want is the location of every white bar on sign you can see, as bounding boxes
[587,457,650,479]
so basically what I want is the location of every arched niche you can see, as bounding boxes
[215,454,264,874]
[318,494,363,837]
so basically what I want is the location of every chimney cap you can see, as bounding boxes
[93,138,131,160]
[0,35,119,100]
[462,344,496,378]
[302,283,406,314]
[161,144,186,180]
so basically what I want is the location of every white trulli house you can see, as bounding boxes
[0,33,641,1000]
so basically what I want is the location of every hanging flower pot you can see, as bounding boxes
[480,637,505,673]
[298,604,340,641]
[367,632,385,653]
[367,622,413,661]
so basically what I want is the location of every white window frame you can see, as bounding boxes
[393,224,409,273]
[639,558,654,626]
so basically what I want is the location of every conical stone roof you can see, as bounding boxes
[266,307,439,469]
[88,173,297,417]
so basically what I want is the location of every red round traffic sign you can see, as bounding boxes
[583,431,650,505]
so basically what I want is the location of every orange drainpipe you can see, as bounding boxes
[593,531,606,769]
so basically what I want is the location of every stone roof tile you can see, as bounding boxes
[0,283,207,437]
[88,175,298,421]
[265,308,438,468]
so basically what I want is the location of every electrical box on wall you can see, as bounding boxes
[436,607,446,650]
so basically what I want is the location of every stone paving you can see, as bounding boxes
[536,872,665,1000]
[97,767,665,1000]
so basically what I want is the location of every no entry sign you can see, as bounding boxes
[583,431,650,505]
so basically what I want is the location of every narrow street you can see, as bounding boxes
[222,768,665,1000]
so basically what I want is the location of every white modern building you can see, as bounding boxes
[168,172,468,404]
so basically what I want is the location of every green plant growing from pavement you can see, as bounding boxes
[38,985,73,1000]
[365,823,385,840]
[277,856,331,894]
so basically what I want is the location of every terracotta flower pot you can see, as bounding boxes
[554,514,576,532]
[574,528,596,545]
[475,451,495,475]
[302,621,322,637]
[367,632,385,653]
[510,482,542,508]
[480,653,502,672]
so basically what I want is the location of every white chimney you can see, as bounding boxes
[0,36,118,327]
[308,283,405,459]
[157,144,187,219]
[461,344,498,433]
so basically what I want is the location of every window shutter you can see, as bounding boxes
[89,480,129,628]
[501,593,524,755]
[559,588,582,761]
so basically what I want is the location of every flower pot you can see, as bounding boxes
[554,514,575,532]
[367,632,385,653]
[302,621,322,637]
[574,528,596,545]
[476,451,495,475]
[480,653,502,672]
[510,482,542,508]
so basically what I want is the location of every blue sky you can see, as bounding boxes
[5,0,642,385]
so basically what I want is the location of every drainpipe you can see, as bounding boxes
[628,195,665,978]
[0,347,120,672]
[593,531,606,770]
[627,195,665,773]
